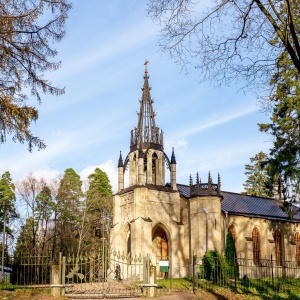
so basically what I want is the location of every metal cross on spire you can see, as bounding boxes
[144,59,149,74]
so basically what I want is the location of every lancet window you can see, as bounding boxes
[228,224,237,241]
[152,152,158,184]
[295,232,300,266]
[252,227,260,265]
[274,229,282,266]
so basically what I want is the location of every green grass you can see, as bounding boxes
[156,277,193,291]
[157,276,300,299]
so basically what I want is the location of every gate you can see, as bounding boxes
[63,243,144,298]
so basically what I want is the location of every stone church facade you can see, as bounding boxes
[110,64,300,278]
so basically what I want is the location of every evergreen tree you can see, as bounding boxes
[85,168,113,246]
[243,152,277,198]
[225,231,238,278]
[35,186,55,255]
[0,171,18,280]
[0,172,17,233]
[0,0,71,151]
[225,231,236,265]
[14,217,35,258]
[87,168,112,214]
[259,40,300,204]
[56,168,83,254]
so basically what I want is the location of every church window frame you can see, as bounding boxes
[295,232,300,266]
[152,152,158,185]
[252,227,260,265]
[274,229,282,266]
[228,224,237,242]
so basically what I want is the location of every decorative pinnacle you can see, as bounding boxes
[118,151,123,168]
[189,175,193,186]
[171,147,176,164]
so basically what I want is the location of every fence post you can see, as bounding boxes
[51,252,63,297]
[61,256,66,296]
[233,254,237,292]
[192,255,198,293]
[51,265,61,297]
[271,254,274,289]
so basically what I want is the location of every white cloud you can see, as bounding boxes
[176,105,258,139]
[79,160,118,194]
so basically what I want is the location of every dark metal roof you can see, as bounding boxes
[177,184,300,222]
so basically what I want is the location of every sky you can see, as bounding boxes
[0,1,273,195]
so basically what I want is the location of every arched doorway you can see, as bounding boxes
[152,224,169,278]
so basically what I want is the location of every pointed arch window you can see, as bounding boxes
[274,229,282,266]
[228,224,237,242]
[252,227,260,265]
[152,152,158,184]
[125,224,131,255]
[295,232,300,266]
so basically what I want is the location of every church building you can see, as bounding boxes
[110,63,300,278]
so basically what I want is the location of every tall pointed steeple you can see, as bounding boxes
[130,60,163,152]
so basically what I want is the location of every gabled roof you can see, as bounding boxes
[177,184,300,222]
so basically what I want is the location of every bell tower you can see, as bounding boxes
[112,62,186,278]
[118,60,176,191]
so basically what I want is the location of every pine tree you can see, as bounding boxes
[56,168,83,254]
[86,168,113,245]
[243,152,277,198]
[259,41,300,204]
[0,0,71,151]
[225,231,238,278]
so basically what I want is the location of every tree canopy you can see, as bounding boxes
[147,0,300,94]
[243,151,279,198]
[259,50,300,203]
[0,0,71,151]
[0,171,17,232]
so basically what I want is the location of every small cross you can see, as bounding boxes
[144,59,149,73]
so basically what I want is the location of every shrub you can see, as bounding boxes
[225,231,239,278]
[201,250,229,285]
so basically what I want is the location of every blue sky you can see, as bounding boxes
[0,1,273,193]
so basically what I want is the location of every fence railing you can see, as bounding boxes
[195,255,300,295]
[8,254,52,286]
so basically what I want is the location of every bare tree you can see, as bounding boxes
[16,174,46,255]
[147,0,300,94]
[0,0,71,151]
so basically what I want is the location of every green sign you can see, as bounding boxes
[160,266,169,272]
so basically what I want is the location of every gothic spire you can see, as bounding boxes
[171,148,176,164]
[118,151,123,168]
[130,60,164,151]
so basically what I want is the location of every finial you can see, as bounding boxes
[196,172,199,185]
[208,171,212,183]
[208,171,212,192]
[189,175,193,186]
[144,59,149,74]
[118,151,124,168]
[171,147,176,164]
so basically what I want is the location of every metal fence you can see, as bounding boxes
[195,255,300,295]
[9,254,52,286]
